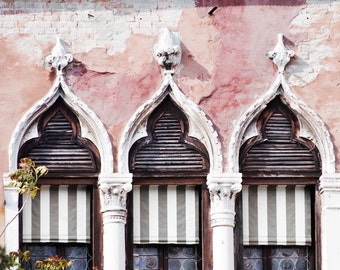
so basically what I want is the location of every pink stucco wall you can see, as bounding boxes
[0,0,339,238]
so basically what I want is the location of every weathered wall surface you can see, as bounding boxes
[0,1,340,208]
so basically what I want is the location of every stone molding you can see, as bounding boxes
[119,28,222,174]
[8,37,113,174]
[319,173,340,193]
[207,173,242,227]
[119,73,223,174]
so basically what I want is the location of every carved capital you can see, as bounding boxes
[45,37,73,75]
[99,173,133,224]
[207,173,242,227]
[154,28,182,75]
[267,33,294,73]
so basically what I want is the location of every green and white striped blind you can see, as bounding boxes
[242,185,311,246]
[133,185,199,244]
[22,185,91,243]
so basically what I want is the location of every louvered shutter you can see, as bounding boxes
[132,110,206,172]
[19,99,99,176]
[130,97,209,176]
[240,99,320,177]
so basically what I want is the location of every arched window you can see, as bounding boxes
[237,96,321,270]
[128,96,211,270]
[18,98,102,270]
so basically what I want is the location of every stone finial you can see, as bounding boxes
[267,33,295,73]
[46,37,73,75]
[154,28,182,75]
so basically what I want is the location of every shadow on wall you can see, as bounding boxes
[195,0,306,6]
[180,42,211,81]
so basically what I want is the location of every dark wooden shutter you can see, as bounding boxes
[240,97,321,177]
[19,98,100,177]
[129,96,209,177]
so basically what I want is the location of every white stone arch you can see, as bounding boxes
[118,74,223,175]
[3,39,113,253]
[8,75,113,174]
[229,74,335,175]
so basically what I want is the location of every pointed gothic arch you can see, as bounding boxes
[239,95,321,178]
[5,53,112,262]
[119,74,222,175]
[122,74,217,270]
[229,74,335,175]
[8,78,113,175]
[18,97,101,177]
[232,75,327,270]
[129,95,210,177]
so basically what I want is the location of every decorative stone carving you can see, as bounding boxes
[99,183,132,224]
[207,173,242,227]
[46,37,73,75]
[8,37,113,174]
[100,183,132,210]
[267,33,295,73]
[99,173,133,224]
[154,28,182,74]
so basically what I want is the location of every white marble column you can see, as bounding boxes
[319,173,340,270]
[2,173,20,252]
[207,173,242,270]
[99,173,132,270]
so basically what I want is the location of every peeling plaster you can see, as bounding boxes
[288,3,334,86]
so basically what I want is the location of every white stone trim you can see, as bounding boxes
[319,173,340,193]
[5,38,114,255]
[119,73,223,174]
[229,73,335,175]
[8,73,113,174]
[229,34,335,175]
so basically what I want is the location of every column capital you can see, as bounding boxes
[98,173,133,224]
[207,172,242,228]
[319,173,340,193]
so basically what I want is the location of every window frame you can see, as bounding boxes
[235,178,320,270]
[19,180,103,269]
[18,98,103,269]
[237,97,322,269]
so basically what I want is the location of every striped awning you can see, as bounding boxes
[242,185,311,246]
[22,185,91,243]
[133,185,199,244]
